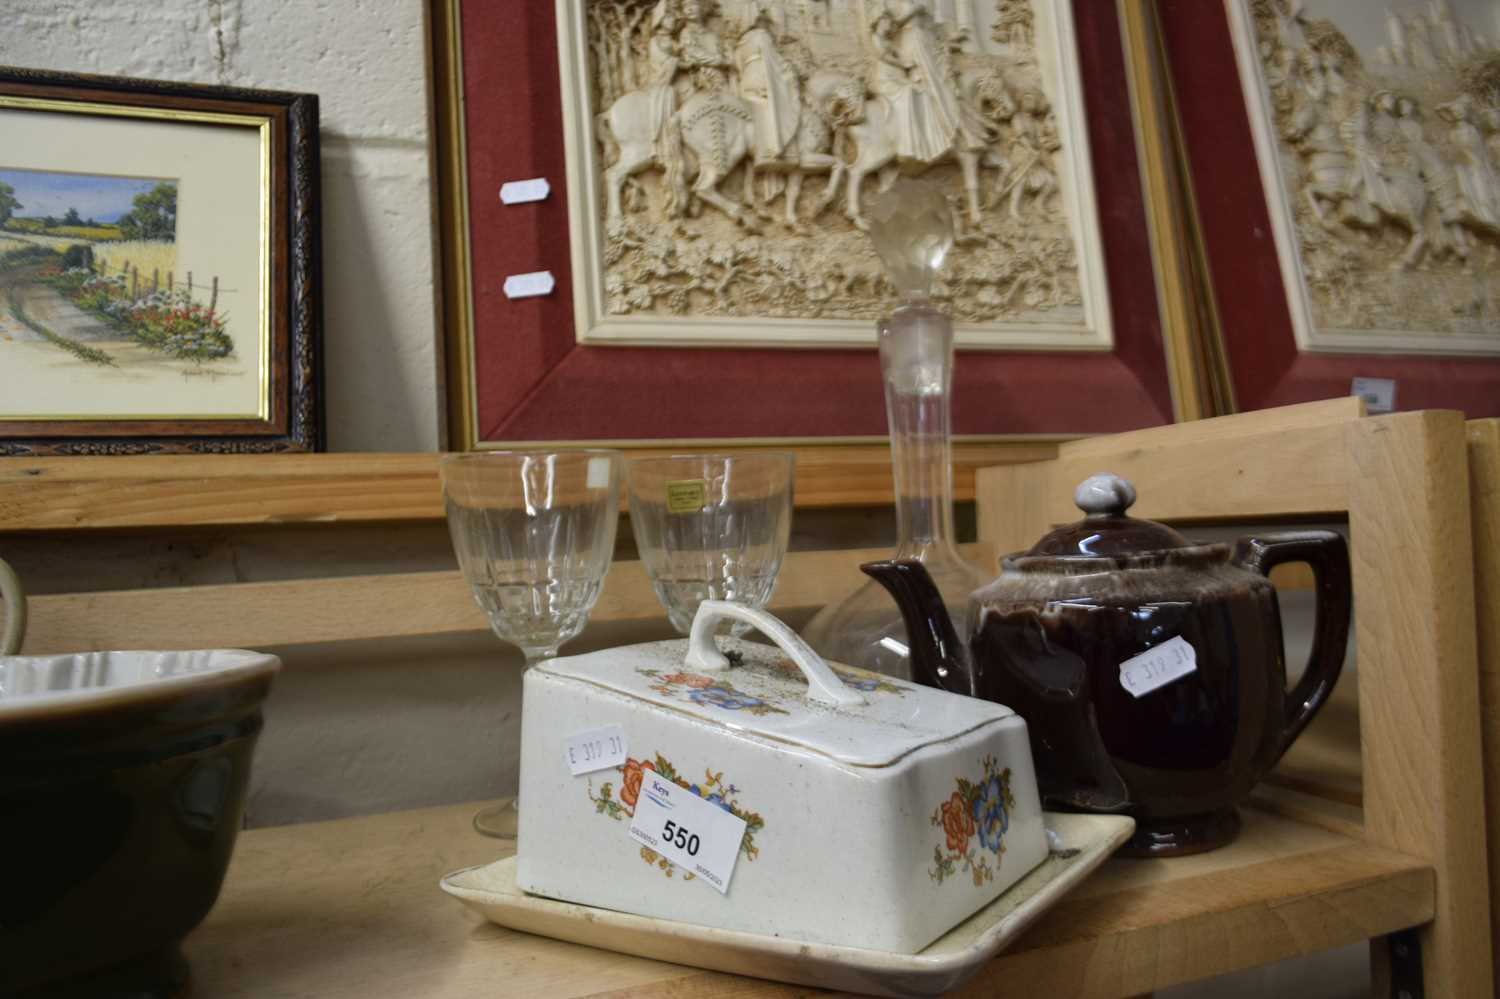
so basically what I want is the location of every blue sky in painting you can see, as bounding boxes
[0,168,176,222]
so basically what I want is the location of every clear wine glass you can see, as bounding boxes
[440,449,622,838]
[627,453,794,635]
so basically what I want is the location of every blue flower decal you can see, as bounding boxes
[637,669,789,716]
[695,788,731,813]
[971,774,1010,854]
[689,686,767,711]
[929,756,1015,886]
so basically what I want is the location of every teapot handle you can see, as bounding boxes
[0,556,25,656]
[1233,531,1352,755]
[684,600,866,708]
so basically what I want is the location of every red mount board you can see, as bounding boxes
[1158,0,1500,418]
[457,1,1175,442]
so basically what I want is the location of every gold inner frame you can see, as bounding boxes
[0,94,273,424]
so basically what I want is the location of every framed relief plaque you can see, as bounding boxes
[434,1,1184,447]
[1157,0,1500,416]
[556,0,1113,350]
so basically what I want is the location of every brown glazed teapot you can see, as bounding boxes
[863,473,1351,857]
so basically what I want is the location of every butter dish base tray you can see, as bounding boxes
[440,811,1134,998]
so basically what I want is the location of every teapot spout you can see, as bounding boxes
[860,560,974,696]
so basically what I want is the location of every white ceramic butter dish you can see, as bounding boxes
[516,601,1049,954]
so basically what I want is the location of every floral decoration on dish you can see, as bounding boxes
[636,668,789,716]
[764,656,909,696]
[930,755,1015,886]
[588,751,766,879]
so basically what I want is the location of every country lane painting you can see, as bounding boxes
[0,168,234,372]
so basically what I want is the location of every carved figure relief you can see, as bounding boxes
[1238,0,1500,351]
[570,0,1110,348]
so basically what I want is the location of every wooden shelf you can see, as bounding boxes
[15,543,1000,655]
[13,400,1464,995]
[0,443,1058,533]
[183,798,1432,999]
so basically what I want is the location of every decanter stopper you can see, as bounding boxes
[865,180,954,302]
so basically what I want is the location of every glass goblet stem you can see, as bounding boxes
[472,645,558,840]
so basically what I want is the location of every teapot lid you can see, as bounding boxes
[1024,473,1191,557]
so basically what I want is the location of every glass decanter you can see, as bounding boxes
[801,181,990,681]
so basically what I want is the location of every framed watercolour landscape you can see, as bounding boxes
[434,1,1188,449]
[0,68,323,455]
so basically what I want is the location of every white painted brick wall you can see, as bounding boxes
[2,0,440,450]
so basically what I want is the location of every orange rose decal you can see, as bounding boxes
[619,757,656,814]
[658,672,715,689]
[929,756,1011,886]
[940,791,975,853]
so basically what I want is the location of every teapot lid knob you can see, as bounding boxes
[1024,472,1186,556]
[1074,473,1136,517]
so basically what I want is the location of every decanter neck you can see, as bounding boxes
[879,302,960,551]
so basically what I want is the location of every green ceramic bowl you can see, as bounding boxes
[0,649,279,997]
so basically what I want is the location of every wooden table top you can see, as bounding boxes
[184,785,1430,999]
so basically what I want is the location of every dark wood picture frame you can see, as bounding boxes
[0,67,324,455]
[432,1,1197,450]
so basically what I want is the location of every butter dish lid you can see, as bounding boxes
[533,601,1014,768]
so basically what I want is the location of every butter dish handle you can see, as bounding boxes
[684,600,866,709]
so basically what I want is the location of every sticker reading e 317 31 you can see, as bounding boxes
[1118,636,1197,698]
[564,725,627,776]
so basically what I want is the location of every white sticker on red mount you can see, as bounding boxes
[628,773,746,895]
[1351,377,1396,414]
[503,271,555,299]
[1119,636,1198,698]
[500,178,551,205]
[564,724,627,776]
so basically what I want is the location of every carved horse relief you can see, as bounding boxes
[676,90,759,222]
[573,0,1100,338]
[599,87,761,224]
[599,90,689,221]
[743,71,865,226]
[840,67,1010,229]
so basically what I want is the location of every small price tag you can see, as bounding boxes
[628,774,746,895]
[500,178,551,205]
[565,725,628,776]
[1351,377,1396,414]
[503,271,556,299]
[586,456,613,490]
[1119,636,1197,698]
[665,479,707,514]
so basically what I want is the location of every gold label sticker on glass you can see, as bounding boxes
[665,479,707,514]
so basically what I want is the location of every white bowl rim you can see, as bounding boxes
[0,648,281,721]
